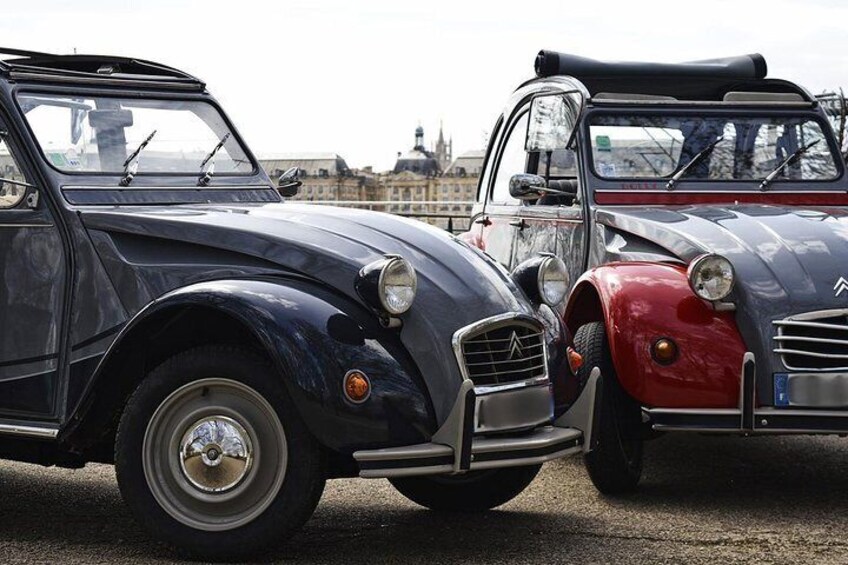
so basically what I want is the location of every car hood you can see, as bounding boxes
[597,204,848,314]
[82,203,533,423]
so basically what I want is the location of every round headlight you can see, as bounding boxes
[512,253,569,307]
[538,255,568,306]
[379,257,418,314]
[688,254,734,301]
[356,255,418,316]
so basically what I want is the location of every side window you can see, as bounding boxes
[530,148,579,178]
[477,116,503,203]
[0,137,28,209]
[490,111,530,204]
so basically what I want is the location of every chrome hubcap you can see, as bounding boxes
[179,416,253,493]
[142,378,288,532]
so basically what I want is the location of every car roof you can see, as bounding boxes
[0,47,205,91]
[527,50,814,104]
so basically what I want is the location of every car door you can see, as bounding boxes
[481,90,587,295]
[513,148,587,301]
[0,130,67,419]
[476,106,530,269]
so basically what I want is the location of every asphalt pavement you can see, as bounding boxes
[0,433,846,564]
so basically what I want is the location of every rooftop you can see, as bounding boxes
[532,50,811,103]
[0,47,204,90]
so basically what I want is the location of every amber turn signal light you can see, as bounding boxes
[343,370,371,403]
[652,338,678,365]
[567,347,584,373]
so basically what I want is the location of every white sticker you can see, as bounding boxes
[599,163,617,177]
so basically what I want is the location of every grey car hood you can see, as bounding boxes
[82,202,533,422]
[597,204,848,314]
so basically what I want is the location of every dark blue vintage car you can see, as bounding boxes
[468,50,848,495]
[0,48,596,559]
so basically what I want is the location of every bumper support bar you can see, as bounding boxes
[353,371,600,479]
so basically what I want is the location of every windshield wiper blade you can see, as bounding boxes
[120,129,157,187]
[759,139,820,190]
[198,132,230,186]
[666,136,724,190]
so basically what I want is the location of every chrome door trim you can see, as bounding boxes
[0,423,59,439]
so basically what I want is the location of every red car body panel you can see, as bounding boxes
[565,262,747,408]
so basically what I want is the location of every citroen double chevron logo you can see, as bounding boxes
[835,277,848,297]
[507,332,525,360]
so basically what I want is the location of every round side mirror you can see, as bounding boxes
[277,167,302,198]
[509,173,547,200]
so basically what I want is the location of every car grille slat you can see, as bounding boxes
[464,352,546,367]
[467,363,548,379]
[774,335,848,346]
[459,321,548,387]
[463,343,544,357]
[774,311,848,371]
[461,331,544,345]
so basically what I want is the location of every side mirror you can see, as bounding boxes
[277,167,302,197]
[509,173,547,200]
[526,91,583,152]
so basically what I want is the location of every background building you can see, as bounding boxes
[258,123,483,233]
[259,152,380,202]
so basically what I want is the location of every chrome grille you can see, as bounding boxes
[458,318,547,387]
[774,309,848,371]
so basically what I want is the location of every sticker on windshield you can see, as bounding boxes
[598,163,617,177]
[47,152,67,167]
[64,149,83,170]
[596,135,612,152]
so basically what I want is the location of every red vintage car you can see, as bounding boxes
[467,50,848,493]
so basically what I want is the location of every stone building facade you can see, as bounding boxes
[259,152,381,202]
[257,125,484,233]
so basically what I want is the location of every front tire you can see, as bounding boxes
[389,465,541,512]
[574,322,643,494]
[115,345,325,560]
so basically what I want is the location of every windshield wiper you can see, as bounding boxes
[759,139,820,190]
[120,130,157,187]
[197,133,231,186]
[666,136,724,190]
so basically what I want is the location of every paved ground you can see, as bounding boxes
[0,433,847,564]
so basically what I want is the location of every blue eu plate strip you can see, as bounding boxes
[774,373,789,407]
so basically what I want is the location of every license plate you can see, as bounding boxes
[774,372,848,408]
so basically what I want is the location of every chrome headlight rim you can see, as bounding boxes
[356,254,418,317]
[512,253,569,307]
[687,253,735,302]
[537,254,568,307]
[377,255,418,315]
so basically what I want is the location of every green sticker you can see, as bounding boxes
[48,152,67,166]
[596,135,611,152]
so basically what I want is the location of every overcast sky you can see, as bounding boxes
[2,0,847,171]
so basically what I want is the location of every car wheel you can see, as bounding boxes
[574,322,643,494]
[389,465,541,512]
[115,345,325,560]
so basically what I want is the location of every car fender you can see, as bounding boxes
[564,262,747,408]
[64,278,436,454]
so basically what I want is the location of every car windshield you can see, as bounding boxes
[17,93,253,175]
[589,113,839,184]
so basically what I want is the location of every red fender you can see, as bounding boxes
[565,262,746,409]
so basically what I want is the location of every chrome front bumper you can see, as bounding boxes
[647,353,848,434]
[353,369,601,479]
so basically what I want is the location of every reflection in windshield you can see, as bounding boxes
[589,114,838,183]
[18,94,253,176]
